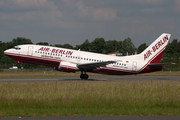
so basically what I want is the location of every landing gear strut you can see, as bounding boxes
[80,71,89,80]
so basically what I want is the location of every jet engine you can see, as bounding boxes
[57,61,77,73]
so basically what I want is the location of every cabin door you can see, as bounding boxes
[27,46,33,56]
[132,61,137,72]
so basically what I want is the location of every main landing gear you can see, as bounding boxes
[80,71,89,80]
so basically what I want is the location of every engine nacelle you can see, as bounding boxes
[58,61,77,73]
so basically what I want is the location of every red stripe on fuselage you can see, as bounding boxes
[5,52,60,67]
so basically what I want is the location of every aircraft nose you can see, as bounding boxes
[4,49,11,55]
[4,49,8,55]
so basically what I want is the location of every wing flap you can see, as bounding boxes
[78,61,116,70]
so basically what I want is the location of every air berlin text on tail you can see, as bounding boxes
[38,47,73,55]
[144,35,169,61]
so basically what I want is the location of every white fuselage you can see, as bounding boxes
[3,44,155,75]
[4,33,171,76]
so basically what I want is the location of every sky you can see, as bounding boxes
[0,0,180,47]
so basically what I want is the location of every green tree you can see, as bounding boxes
[54,44,63,48]
[62,44,74,49]
[105,40,122,54]
[36,42,49,46]
[137,43,148,54]
[164,39,179,59]
[121,38,136,55]
[90,38,105,53]
[74,39,91,51]
[55,44,74,49]
[171,39,179,59]
[12,37,33,46]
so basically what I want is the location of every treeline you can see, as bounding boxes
[0,37,179,69]
[36,38,136,55]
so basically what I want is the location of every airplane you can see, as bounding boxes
[4,33,174,79]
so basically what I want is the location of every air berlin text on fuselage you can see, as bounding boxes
[38,47,73,55]
[144,35,169,61]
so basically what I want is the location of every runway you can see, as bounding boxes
[0,75,180,82]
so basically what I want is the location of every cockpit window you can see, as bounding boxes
[14,46,21,50]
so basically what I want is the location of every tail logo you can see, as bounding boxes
[144,35,169,61]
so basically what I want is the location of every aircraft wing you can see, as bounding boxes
[78,61,116,70]
[148,63,175,67]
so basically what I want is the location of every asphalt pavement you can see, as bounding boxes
[0,76,180,82]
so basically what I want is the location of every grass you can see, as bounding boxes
[0,81,180,116]
[0,70,180,78]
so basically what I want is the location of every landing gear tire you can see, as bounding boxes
[80,72,89,80]
[80,74,84,79]
[84,74,89,80]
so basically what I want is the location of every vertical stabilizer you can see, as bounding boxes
[139,33,171,64]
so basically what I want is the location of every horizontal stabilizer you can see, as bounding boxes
[148,63,175,67]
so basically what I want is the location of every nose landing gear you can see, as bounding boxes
[80,71,89,80]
